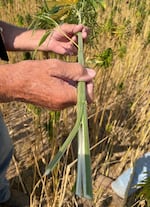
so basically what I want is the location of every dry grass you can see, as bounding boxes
[0,0,150,206]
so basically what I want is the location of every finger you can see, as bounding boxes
[51,78,77,109]
[49,76,94,109]
[60,23,83,34]
[72,24,89,41]
[79,68,96,82]
[51,45,68,55]
[62,80,94,107]
[70,27,89,46]
[60,24,89,37]
[50,61,96,82]
[65,35,78,55]
[50,42,77,55]
[82,26,89,39]
[67,47,77,55]
[57,81,94,109]
[71,35,77,43]
[86,81,94,103]
[63,42,77,55]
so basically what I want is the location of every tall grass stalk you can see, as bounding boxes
[75,32,93,199]
[45,31,93,199]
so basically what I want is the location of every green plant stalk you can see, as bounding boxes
[45,32,93,199]
[75,32,93,199]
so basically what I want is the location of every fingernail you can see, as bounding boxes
[86,68,96,78]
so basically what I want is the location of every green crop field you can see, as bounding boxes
[0,0,150,206]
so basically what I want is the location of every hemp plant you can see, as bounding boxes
[31,0,103,199]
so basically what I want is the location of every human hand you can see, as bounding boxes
[1,59,95,110]
[0,21,88,53]
[40,24,89,55]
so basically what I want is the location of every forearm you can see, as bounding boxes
[0,64,16,102]
[0,59,68,106]
[0,21,45,51]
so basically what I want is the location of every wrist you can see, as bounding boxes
[7,28,47,51]
[0,62,27,102]
[15,29,53,51]
[13,29,45,51]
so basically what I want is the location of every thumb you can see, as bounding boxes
[50,60,96,82]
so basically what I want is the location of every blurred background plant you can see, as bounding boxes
[136,172,150,207]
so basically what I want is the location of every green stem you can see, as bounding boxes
[45,32,93,200]
[75,32,93,199]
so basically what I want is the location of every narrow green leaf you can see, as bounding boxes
[38,30,51,47]
[82,107,93,198]
[45,104,83,175]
